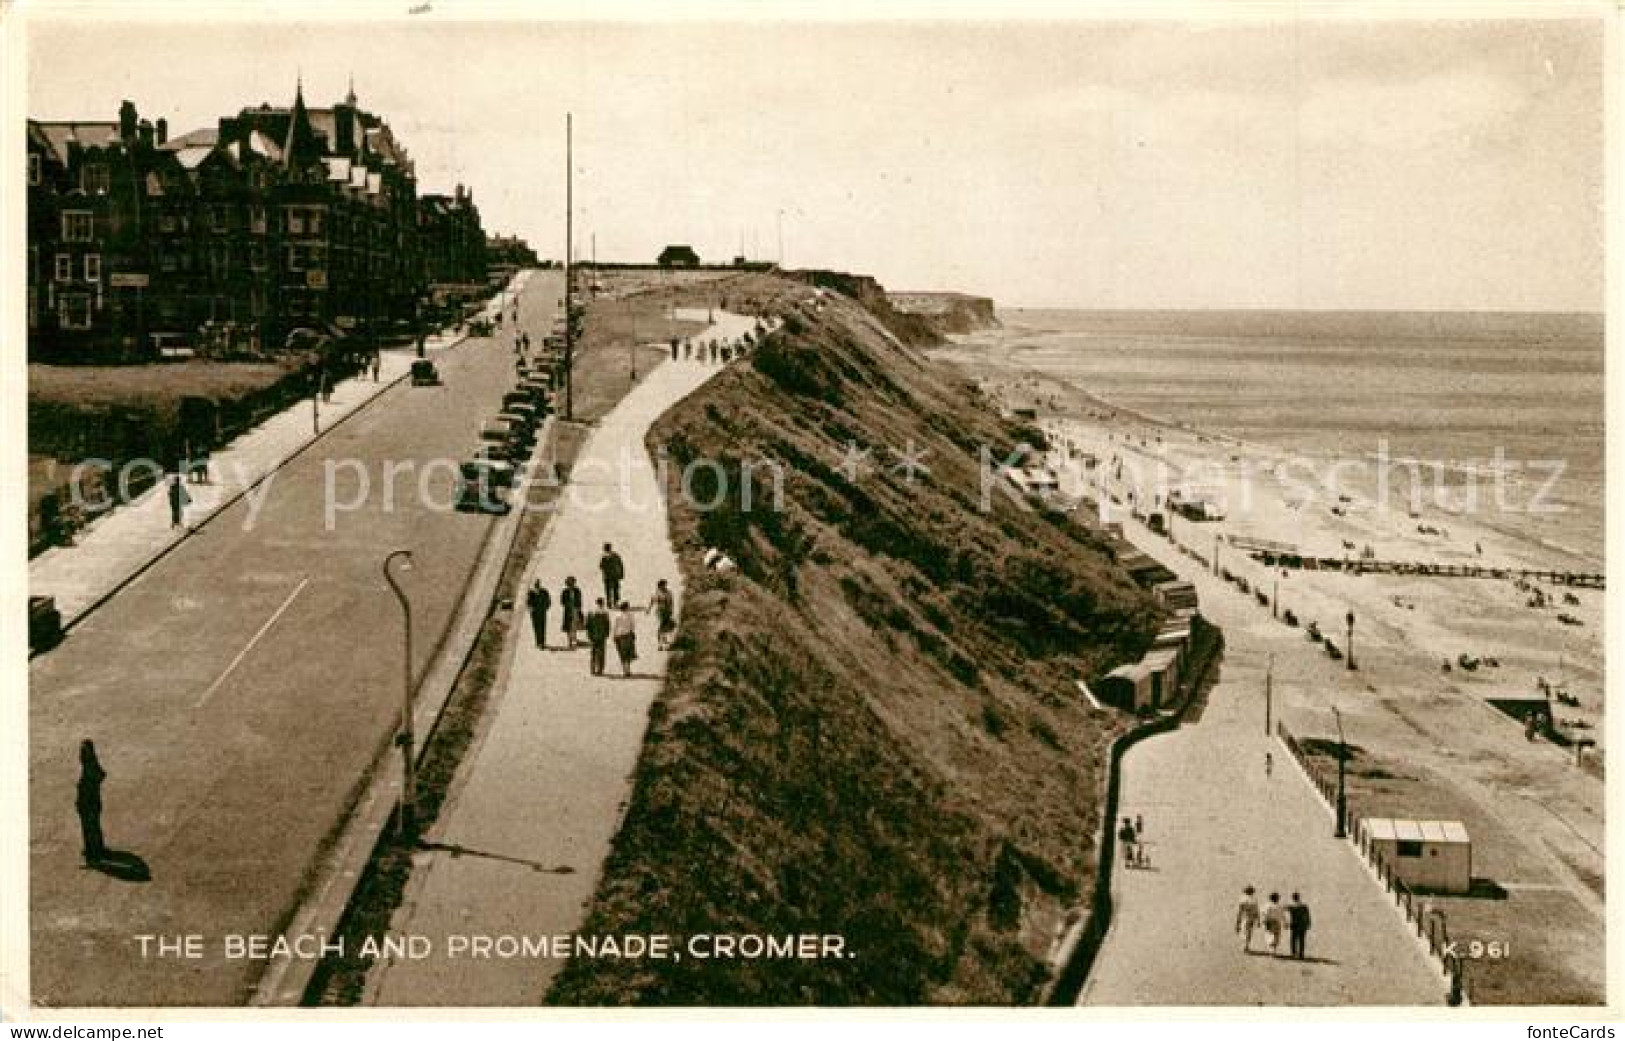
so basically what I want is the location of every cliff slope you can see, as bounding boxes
[547,281,1159,1005]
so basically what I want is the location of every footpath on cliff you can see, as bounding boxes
[362,309,760,1006]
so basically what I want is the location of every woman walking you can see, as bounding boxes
[611,602,639,677]
[1262,892,1286,954]
[1235,885,1260,952]
[560,576,584,649]
[649,579,676,650]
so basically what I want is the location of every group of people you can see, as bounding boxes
[671,336,750,365]
[524,542,678,678]
[1235,886,1313,959]
[1117,815,1150,868]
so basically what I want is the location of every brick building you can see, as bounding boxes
[27,85,504,362]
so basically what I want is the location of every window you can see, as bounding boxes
[28,284,38,328]
[28,153,41,185]
[286,245,306,272]
[58,293,92,330]
[62,211,93,242]
[212,205,230,232]
[83,164,110,195]
[146,172,163,196]
[250,206,267,235]
[1396,840,1424,859]
[84,254,101,283]
[159,252,178,273]
[249,243,267,270]
[287,209,305,235]
[54,253,72,282]
[159,214,177,233]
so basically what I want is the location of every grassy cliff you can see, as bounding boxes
[547,282,1162,1005]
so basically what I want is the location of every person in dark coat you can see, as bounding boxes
[76,739,107,864]
[560,576,584,648]
[526,580,551,649]
[585,598,612,676]
[649,578,677,650]
[1287,892,1312,959]
[167,474,189,529]
[599,543,625,607]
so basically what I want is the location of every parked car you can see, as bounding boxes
[411,359,441,387]
[456,459,515,514]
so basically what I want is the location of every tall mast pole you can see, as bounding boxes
[563,112,574,420]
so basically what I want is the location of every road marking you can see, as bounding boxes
[195,576,310,708]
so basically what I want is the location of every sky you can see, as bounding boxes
[20,3,1608,310]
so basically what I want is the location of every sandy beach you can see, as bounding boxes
[933,327,1605,1001]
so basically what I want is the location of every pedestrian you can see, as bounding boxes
[1133,813,1147,867]
[611,601,638,677]
[1117,817,1137,869]
[1287,892,1311,960]
[1265,751,1273,777]
[599,543,625,607]
[585,598,612,676]
[76,739,107,865]
[168,473,189,529]
[670,338,680,361]
[649,578,676,650]
[1236,885,1260,951]
[1262,892,1285,954]
[560,576,584,648]
[526,580,551,649]
[371,351,381,381]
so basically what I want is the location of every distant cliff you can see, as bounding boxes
[888,291,1000,335]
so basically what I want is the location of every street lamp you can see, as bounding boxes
[383,549,417,838]
[1346,609,1356,671]
[1331,705,1348,839]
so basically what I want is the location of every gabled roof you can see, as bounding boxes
[160,126,218,152]
[31,121,121,163]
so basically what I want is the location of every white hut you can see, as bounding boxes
[1362,818,1472,894]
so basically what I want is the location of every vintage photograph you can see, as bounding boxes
[6,0,1609,1016]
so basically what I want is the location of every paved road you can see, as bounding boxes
[28,272,563,1007]
[1079,520,1447,1006]
[364,312,757,1006]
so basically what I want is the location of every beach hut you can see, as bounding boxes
[1100,661,1153,712]
[1153,580,1199,612]
[1361,818,1472,894]
[1141,647,1180,709]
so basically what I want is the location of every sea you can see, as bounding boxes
[985,309,1605,570]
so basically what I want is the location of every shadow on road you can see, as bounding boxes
[415,840,574,875]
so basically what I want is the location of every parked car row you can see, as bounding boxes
[457,360,557,514]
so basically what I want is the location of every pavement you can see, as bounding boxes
[29,273,531,629]
[363,309,758,1006]
[1078,514,1448,1006]
[27,271,559,1007]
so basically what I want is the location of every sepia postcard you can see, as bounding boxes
[1,0,1615,1023]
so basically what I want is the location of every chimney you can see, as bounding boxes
[155,118,167,146]
[118,100,137,143]
[138,119,153,149]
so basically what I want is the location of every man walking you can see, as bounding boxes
[560,576,584,649]
[585,598,612,676]
[611,601,638,678]
[1288,892,1312,960]
[1117,817,1137,869]
[76,739,107,865]
[599,543,625,607]
[526,579,551,649]
[649,578,676,650]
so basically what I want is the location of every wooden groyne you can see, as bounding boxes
[1249,553,1604,590]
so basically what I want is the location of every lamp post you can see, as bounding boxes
[1346,609,1356,671]
[1331,705,1348,839]
[383,549,417,838]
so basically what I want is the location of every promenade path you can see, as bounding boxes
[29,274,528,629]
[1080,520,1447,1006]
[365,310,757,1006]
